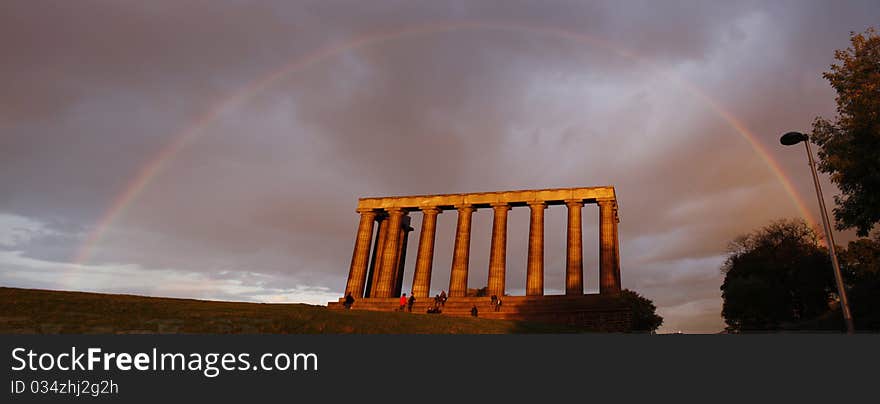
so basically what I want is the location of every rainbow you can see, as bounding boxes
[73,20,819,265]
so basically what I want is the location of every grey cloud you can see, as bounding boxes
[2,0,878,332]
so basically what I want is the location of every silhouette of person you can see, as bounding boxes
[407,294,415,312]
[471,305,478,317]
[399,293,407,311]
[343,293,354,309]
[431,295,441,313]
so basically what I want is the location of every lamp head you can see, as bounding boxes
[780,131,808,146]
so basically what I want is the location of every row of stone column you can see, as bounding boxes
[344,200,621,299]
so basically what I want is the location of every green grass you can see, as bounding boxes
[0,287,580,334]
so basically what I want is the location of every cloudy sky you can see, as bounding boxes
[2,0,878,333]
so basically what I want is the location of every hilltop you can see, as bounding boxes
[0,287,580,334]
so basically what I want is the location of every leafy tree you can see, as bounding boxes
[839,236,880,330]
[720,219,835,332]
[619,289,663,333]
[811,27,880,237]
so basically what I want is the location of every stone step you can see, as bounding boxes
[329,294,629,315]
[334,298,621,308]
[328,294,633,331]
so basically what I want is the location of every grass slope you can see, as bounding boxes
[0,287,579,334]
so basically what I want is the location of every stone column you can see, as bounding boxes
[344,209,377,298]
[565,199,584,295]
[449,204,474,297]
[392,215,413,297]
[487,203,510,298]
[599,199,621,295]
[375,208,404,298]
[526,201,546,296]
[411,207,441,298]
[365,214,388,298]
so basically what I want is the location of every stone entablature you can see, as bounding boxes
[356,186,616,211]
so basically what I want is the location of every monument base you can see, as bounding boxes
[328,294,633,332]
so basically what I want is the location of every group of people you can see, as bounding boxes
[471,295,503,317]
[490,294,503,312]
[398,293,416,312]
[397,290,449,314]
[428,290,447,313]
[344,290,503,314]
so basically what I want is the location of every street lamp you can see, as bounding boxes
[780,131,855,334]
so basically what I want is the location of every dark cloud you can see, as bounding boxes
[2,0,878,333]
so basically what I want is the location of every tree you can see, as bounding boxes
[839,236,880,330]
[720,219,835,332]
[619,289,663,333]
[811,27,880,237]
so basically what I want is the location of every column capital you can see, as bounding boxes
[384,207,405,215]
[527,201,547,209]
[564,199,584,208]
[420,206,442,215]
[596,198,617,207]
[490,202,511,211]
[454,204,475,212]
[356,208,377,216]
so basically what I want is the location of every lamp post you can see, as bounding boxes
[780,131,854,334]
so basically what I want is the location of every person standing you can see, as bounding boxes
[470,305,478,317]
[399,294,407,312]
[343,292,355,310]
[407,294,415,312]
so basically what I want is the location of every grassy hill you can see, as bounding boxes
[0,287,581,334]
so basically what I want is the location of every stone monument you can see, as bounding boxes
[329,186,632,331]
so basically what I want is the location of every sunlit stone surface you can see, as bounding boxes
[334,187,629,331]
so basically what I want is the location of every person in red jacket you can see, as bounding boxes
[399,294,407,312]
